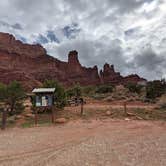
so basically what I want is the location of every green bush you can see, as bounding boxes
[66,84,82,98]
[82,86,95,96]
[0,81,25,116]
[0,83,7,101]
[66,88,75,98]
[159,102,166,109]
[126,83,143,94]
[146,80,166,100]
[95,85,113,94]
[43,80,67,109]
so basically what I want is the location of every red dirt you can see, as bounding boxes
[0,120,165,165]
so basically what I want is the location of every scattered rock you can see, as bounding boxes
[15,115,23,120]
[24,114,34,118]
[124,118,130,121]
[7,116,16,123]
[106,111,112,116]
[55,118,67,123]
[103,96,113,102]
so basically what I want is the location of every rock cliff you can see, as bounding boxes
[0,32,146,90]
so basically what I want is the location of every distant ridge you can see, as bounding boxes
[0,32,146,90]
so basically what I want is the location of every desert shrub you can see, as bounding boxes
[66,84,82,98]
[159,102,166,109]
[95,84,113,94]
[66,88,75,98]
[82,86,95,96]
[158,94,166,109]
[146,80,166,100]
[0,83,7,101]
[0,81,25,116]
[125,83,143,94]
[43,80,67,109]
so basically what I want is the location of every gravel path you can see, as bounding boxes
[0,120,165,166]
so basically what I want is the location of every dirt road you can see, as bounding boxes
[0,120,165,166]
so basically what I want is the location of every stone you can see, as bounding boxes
[124,118,130,121]
[55,118,67,123]
[15,115,23,120]
[106,111,112,116]
[24,114,34,118]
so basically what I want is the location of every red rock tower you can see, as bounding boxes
[68,50,81,66]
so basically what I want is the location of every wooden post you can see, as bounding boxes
[124,101,127,115]
[1,108,7,130]
[34,108,38,126]
[51,107,55,123]
[80,98,84,115]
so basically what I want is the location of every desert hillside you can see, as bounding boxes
[0,32,146,90]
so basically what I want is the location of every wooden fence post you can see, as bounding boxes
[34,108,38,126]
[124,101,127,115]
[1,108,7,130]
[80,99,84,115]
[51,107,55,123]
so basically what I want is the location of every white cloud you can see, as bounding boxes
[0,0,165,80]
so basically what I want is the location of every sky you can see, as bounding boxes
[0,0,166,80]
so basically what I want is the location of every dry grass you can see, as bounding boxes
[1,99,165,129]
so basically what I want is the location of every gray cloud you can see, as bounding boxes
[45,37,127,73]
[0,21,23,30]
[36,34,49,44]
[11,23,22,30]
[128,48,166,80]
[62,23,81,39]
[134,48,164,70]
[0,0,165,80]
[47,31,60,43]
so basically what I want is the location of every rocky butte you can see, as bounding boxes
[0,32,146,90]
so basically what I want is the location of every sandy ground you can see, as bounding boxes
[0,119,165,166]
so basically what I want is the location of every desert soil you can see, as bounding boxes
[0,119,165,166]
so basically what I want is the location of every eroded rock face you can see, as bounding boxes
[0,32,146,90]
[0,33,46,58]
[68,50,81,66]
[100,63,123,84]
[123,74,146,85]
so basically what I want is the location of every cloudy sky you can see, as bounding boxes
[0,0,166,80]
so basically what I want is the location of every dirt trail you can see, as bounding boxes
[0,120,165,166]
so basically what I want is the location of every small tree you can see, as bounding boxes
[0,83,7,101]
[43,80,66,109]
[0,81,25,116]
[146,80,166,100]
[126,83,143,94]
[66,88,75,98]
[82,86,95,96]
[66,84,82,98]
[73,84,82,97]
[95,84,113,94]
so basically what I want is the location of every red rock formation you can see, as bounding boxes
[123,74,147,85]
[65,50,100,86]
[100,63,123,84]
[0,33,46,58]
[0,32,146,90]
